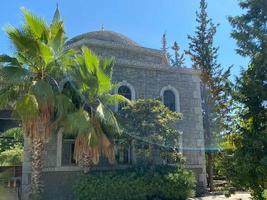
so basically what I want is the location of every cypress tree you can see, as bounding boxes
[186,0,231,191]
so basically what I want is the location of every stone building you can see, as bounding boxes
[19,30,207,199]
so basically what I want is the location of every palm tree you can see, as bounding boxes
[61,47,131,171]
[0,8,75,198]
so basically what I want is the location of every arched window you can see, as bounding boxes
[118,85,132,111]
[118,86,132,100]
[163,90,176,112]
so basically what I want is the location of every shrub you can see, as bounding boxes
[74,165,196,200]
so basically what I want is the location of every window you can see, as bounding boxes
[118,85,132,111]
[114,140,131,165]
[163,90,176,112]
[118,86,132,100]
[61,136,76,166]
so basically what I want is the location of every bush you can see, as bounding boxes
[74,165,196,200]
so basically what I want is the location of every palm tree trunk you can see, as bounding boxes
[31,136,44,199]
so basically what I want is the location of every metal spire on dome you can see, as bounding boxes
[52,3,61,23]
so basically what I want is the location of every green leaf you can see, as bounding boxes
[96,102,121,134]
[81,46,99,74]
[61,109,91,135]
[38,42,53,65]
[15,94,39,121]
[96,66,111,95]
[21,7,48,39]
[30,80,55,107]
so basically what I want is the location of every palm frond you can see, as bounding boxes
[54,94,75,120]
[100,94,132,106]
[96,102,121,135]
[30,80,55,107]
[0,87,20,109]
[100,57,113,77]
[0,55,21,67]
[60,109,92,136]
[0,66,29,85]
[82,46,99,74]
[21,7,49,40]
[38,41,53,65]
[96,65,112,95]
[49,20,65,53]
[5,26,39,57]
[15,94,39,121]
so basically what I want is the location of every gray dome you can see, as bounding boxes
[67,30,139,46]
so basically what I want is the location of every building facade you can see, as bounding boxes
[21,30,207,200]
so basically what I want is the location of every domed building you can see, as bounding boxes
[21,30,207,199]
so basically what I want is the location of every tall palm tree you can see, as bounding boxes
[0,8,75,198]
[61,47,131,171]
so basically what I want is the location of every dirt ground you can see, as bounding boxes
[191,192,251,200]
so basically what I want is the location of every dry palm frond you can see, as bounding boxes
[23,104,54,143]
[73,118,115,169]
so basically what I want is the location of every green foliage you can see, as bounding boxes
[119,99,182,146]
[0,128,24,153]
[0,7,77,197]
[216,1,267,199]
[0,145,23,166]
[74,166,196,200]
[0,128,24,166]
[171,41,185,67]
[186,0,232,150]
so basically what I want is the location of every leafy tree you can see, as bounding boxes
[0,8,75,198]
[0,128,23,153]
[186,0,231,191]
[171,41,185,67]
[0,145,23,166]
[119,99,182,165]
[0,128,23,166]
[61,47,131,171]
[216,1,267,199]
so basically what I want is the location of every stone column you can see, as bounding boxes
[131,140,136,164]
[21,138,31,200]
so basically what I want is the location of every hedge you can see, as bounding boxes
[74,166,196,200]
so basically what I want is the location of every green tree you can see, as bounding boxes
[186,0,231,191]
[224,1,267,197]
[171,41,185,67]
[0,128,23,153]
[0,128,24,166]
[119,99,182,165]
[60,47,131,171]
[0,8,75,198]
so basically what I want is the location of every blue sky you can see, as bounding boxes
[0,0,249,78]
